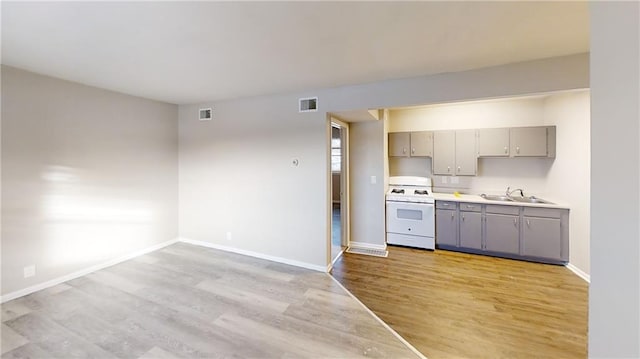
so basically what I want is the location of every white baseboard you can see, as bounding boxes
[179,238,327,273]
[1,238,179,303]
[328,275,427,359]
[565,263,590,283]
[348,241,387,251]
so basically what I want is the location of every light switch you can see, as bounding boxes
[370,176,377,184]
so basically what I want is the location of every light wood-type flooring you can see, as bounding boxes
[1,243,419,358]
[331,246,588,359]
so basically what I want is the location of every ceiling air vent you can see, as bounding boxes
[299,97,318,113]
[199,108,212,121]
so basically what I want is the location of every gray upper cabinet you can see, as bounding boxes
[410,131,433,157]
[510,127,555,157]
[389,131,433,157]
[455,130,477,175]
[433,131,456,175]
[433,130,477,176]
[388,132,410,157]
[477,128,510,157]
[485,213,520,255]
[459,211,482,250]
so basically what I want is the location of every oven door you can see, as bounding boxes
[386,200,435,237]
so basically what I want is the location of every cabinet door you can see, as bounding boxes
[433,131,455,175]
[485,214,520,255]
[455,130,477,175]
[436,209,458,247]
[388,132,410,157]
[510,127,547,157]
[410,131,433,157]
[478,128,509,157]
[459,211,482,250]
[522,216,562,260]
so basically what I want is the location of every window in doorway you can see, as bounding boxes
[331,137,341,172]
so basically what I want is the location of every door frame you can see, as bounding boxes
[327,116,350,268]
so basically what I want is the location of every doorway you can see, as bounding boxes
[330,120,349,264]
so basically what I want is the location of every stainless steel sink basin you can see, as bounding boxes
[480,194,513,202]
[480,194,554,204]
[511,196,554,204]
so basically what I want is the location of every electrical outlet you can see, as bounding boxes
[226,232,232,241]
[24,265,36,278]
[370,176,377,184]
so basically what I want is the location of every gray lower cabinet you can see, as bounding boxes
[436,208,458,247]
[485,214,520,255]
[459,211,482,249]
[522,216,562,260]
[434,200,568,264]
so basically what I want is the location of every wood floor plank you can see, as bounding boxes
[331,246,588,359]
[0,324,28,355]
[1,243,418,358]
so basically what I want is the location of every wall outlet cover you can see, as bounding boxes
[23,265,36,278]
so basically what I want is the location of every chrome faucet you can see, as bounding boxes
[506,186,524,198]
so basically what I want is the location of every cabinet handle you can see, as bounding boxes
[457,166,461,172]
[462,214,465,221]
[513,218,518,227]
[447,166,450,172]
[527,219,530,227]
[504,146,508,154]
[466,205,474,209]
[403,148,407,154]
[451,212,454,219]
[443,203,450,206]
[411,148,415,154]
[516,146,520,154]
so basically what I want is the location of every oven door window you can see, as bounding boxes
[397,209,423,221]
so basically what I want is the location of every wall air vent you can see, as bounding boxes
[199,108,212,121]
[299,97,318,113]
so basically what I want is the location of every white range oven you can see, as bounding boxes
[385,176,435,250]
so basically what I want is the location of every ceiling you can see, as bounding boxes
[1,2,589,105]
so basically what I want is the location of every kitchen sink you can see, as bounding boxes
[511,196,554,204]
[480,194,513,202]
[480,194,554,204]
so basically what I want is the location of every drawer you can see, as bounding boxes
[436,201,457,210]
[459,203,482,212]
[523,207,567,219]
[387,232,435,250]
[486,204,520,215]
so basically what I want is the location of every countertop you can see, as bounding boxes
[432,192,570,210]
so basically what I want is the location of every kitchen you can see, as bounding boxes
[332,89,590,357]
[340,90,589,275]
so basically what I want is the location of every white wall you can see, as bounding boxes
[1,66,179,296]
[349,120,386,248]
[590,2,640,357]
[543,91,590,276]
[178,94,328,269]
